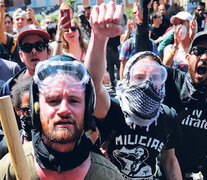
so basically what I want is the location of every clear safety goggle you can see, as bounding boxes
[129,62,167,86]
[34,60,89,93]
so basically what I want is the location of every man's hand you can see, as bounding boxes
[0,1,5,25]
[90,1,124,41]
[27,8,40,26]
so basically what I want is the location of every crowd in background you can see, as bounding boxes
[0,0,207,179]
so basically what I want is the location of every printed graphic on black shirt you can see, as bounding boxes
[113,146,153,179]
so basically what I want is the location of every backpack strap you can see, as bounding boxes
[9,37,17,59]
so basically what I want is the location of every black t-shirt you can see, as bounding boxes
[177,101,207,176]
[164,66,207,177]
[150,26,165,41]
[96,98,178,179]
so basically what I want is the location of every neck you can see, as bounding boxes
[153,23,160,28]
[35,152,91,180]
[68,41,85,60]
[7,30,14,35]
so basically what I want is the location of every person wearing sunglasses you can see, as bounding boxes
[0,24,51,97]
[164,31,207,179]
[53,2,88,62]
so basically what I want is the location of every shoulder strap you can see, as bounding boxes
[9,37,17,59]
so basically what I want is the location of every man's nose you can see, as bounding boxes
[31,47,37,54]
[57,99,71,116]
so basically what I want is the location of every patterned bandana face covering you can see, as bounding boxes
[116,51,166,131]
[124,81,165,119]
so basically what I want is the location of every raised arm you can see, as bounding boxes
[0,1,7,45]
[85,2,124,119]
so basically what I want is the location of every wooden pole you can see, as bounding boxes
[0,96,30,180]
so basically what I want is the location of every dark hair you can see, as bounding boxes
[151,11,161,21]
[134,51,162,65]
[11,77,32,109]
[46,22,57,40]
[198,2,205,8]
[4,13,13,22]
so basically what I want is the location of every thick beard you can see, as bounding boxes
[41,117,83,144]
[188,66,207,87]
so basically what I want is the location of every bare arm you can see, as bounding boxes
[163,44,178,66]
[0,2,7,45]
[85,2,124,119]
[53,16,70,56]
[27,8,40,26]
[161,148,182,180]
[120,19,132,44]
[119,60,127,80]
[163,27,179,66]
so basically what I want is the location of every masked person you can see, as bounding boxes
[163,11,196,72]
[0,77,33,159]
[85,2,182,179]
[0,55,124,180]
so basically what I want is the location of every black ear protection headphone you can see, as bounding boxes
[29,55,96,132]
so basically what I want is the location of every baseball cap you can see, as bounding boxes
[189,31,207,52]
[170,11,193,24]
[17,24,50,45]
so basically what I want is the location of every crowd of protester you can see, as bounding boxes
[0,0,207,179]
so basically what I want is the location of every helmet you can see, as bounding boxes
[29,55,96,133]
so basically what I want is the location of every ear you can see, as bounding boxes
[14,106,22,116]
[34,102,40,114]
[47,48,51,58]
[19,51,25,63]
[186,54,191,62]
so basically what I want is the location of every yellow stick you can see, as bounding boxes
[0,96,30,180]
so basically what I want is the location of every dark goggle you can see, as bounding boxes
[191,46,207,57]
[65,26,78,32]
[19,107,31,116]
[20,41,47,53]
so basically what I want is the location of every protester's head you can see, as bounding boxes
[158,4,165,16]
[117,52,167,130]
[171,11,193,40]
[151,11,163,26]
[17,25,51,76]
[63,19,87,53]
[30,55,96,151]
[41,16,54,30]
[123,51,166,88]
[196,2,205,18]
[171,11,192,28]
[4,13,13,34]
[13,8,28,33]
[152,0,159,12]
[11,77,33,140]
[46,22,57,41]
[84,5,91,19]
[187,31,207,87]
